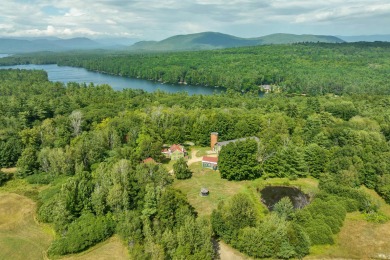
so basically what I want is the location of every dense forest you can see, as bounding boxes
[1,42,390,95]
[1,66,390,258]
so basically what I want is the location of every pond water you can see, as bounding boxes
[260,186,310,211]
[0,63,223,95]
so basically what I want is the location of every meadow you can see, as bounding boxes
[0,170,128,260]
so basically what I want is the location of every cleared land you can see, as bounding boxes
[308,187,390,259]
[174,161,319,217]
[174,162,253,216]
[0,176,128,260]
[0,193,53,260]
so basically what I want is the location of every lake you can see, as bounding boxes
[0,63,222,95]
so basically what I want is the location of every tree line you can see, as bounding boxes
[1,42,390,95]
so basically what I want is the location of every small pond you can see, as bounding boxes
[260,186,310,211]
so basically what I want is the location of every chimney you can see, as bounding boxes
[210,132,218,151]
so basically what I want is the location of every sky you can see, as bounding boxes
[1,0,390,40]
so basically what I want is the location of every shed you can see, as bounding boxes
[202,156,218,170]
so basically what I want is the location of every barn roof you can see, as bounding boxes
[202,156,218,163]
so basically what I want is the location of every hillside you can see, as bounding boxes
[0,33,346,53]
[0,37,103,53]
[129,32,344,51]
[255,33,344,45]
[339,34,390,42]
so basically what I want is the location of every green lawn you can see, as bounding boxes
[174,162,319,217]
[174,162,250,216]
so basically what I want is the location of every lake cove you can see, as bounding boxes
[260,186,310,211]
[0,64,223,95]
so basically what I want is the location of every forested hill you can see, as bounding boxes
[2,42,389,95]
[0,37,103,53]
[129,32,344,51]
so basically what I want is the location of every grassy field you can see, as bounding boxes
[0,174,129,260]
[0,192,128,260]
[174,162,255,216]
[307,187,390,259]
[0,192,53,260]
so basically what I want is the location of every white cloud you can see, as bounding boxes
[14,25,102,37]
[294,2,390,23]
[0,0,389,39]
[64,8,86,17]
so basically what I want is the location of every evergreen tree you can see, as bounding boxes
[173,158,192,180]
[274,197,295,220]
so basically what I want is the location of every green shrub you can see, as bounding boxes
[304,219,334,245]
[317,215,341,234]
[48,212,115,256]
[376,183,390,204]
[320,182,373,212]
[293,208,313,225]
[0,170,11,186]
[306,198,346,236]
[286,223,311,258]
[26,172,54,184]
[364,211,389,223]
[236,215,287,259]
[339,198,360,212]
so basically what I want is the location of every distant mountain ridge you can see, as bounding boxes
[338,34,390,42]
[5,32,390,54]
[0,37,104,53]
[129,32,345,51]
